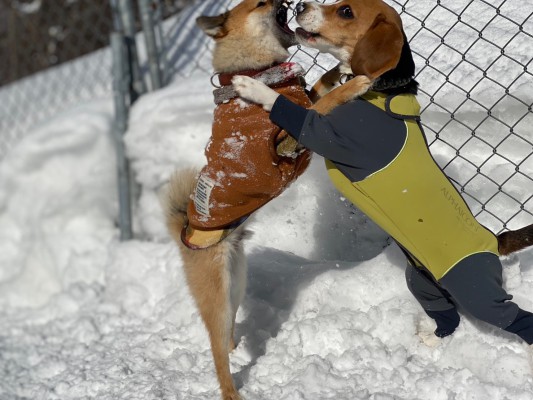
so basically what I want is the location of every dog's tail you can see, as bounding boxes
[498,224,533,256]
[163,168,198,244]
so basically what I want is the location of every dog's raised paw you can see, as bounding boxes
[232,75,280,111]
[352,75,373,94]
[232,75,256,97]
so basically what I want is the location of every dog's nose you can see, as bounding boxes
[295,2,306,15]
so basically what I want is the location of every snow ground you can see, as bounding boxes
[1,0,533,399]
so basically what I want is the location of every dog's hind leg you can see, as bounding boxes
[181,244,242,400]
[164,170,247,399]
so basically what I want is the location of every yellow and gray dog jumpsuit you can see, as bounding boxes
[269,90,533,343]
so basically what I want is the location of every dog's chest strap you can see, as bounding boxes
[213,62,306,105]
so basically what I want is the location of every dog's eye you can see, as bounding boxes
[256,1,267,7]
[337,5,354,19]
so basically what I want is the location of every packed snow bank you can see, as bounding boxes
[4,69,532,400]
[0,100,116,309]
[1,0,533,398]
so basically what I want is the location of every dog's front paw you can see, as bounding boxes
[232,75,257,100]
[416,316,441,348]
[352,75,373,97]
[232,75,280,111]
[417,330,441,348]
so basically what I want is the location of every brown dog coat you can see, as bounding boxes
[187,65,312,230]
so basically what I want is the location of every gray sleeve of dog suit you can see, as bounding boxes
[270,95,359,163]
[270,95,407,179]
[270,95,310,140]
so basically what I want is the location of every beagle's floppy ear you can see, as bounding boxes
[196,12,229,38]
[350,13,404,79]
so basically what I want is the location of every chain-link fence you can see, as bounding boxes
[182,0,532,235]
[389,0,533,235]
[0,0,112,158]
[0,0,193,160]
[1,0,532,237]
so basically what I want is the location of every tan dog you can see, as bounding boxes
[163,1,391,399]
[165,169,248,400]
[163,1,368,399]
[184,1,312,246]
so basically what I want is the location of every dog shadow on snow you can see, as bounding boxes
[233,161,392,388]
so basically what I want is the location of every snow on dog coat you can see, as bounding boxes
[187,65,312,230]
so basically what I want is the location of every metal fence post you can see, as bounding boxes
[153,0,169,85]
[138,0,162,90]
[111,32,134,240]
[118,0,147,101]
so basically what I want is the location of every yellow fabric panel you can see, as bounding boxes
[389,94,421,117]
[359,92,420,118]
[325,93,498,280]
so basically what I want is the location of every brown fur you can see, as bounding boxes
[295,0,405,113]
[196,0,294,73]
[308,64,343,103]
[295,0,404,77]
[165,1,303,399]
[349,13,404,79]
[310,75,371,115]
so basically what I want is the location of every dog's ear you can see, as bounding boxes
[196,13,229,38]
[350,13,404,79]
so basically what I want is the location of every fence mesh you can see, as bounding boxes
[183,0,532,235]
[391,0,533,234]
[0,0,192,159]
[0,0,114,158]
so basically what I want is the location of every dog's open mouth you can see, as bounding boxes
[295,27,320,41]
[276,0,294,35]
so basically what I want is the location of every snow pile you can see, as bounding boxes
[0,101,116,309]
[1,0,533,399]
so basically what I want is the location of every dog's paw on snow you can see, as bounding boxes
[230,336,253,368]
[416,316,441,348]
[417,330,442,348]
